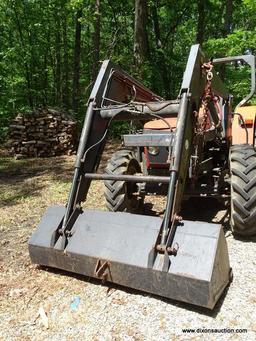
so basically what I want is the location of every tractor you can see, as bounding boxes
[29,45,256,309]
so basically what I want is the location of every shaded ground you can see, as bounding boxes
[0,142,256,340]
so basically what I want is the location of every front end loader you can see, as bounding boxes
[29,45,256,309]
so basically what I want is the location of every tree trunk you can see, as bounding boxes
[196,0,205,45]
[151,3,170,97]
[21,0,39,106]
[62,12,69,107]
[220,0,233,80]
[55,9,62,105]
[43,54,48,105]
[134,0,149,68]
[92,0,101,81]
[72,8,82,113]
[224,0,233,34]
[12,3,34,108]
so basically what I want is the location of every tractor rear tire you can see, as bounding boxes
[104,149,142,212]
[230,144,256,236]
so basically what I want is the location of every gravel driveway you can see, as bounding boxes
[0,151,255,341]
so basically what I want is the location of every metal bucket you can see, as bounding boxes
[29,205,231,309]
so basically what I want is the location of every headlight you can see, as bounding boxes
[148,146,159,156]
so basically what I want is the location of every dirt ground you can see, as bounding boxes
[0,143,256,341]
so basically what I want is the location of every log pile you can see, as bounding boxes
[9,108,77,158]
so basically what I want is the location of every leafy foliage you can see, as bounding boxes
[0,0,255,141]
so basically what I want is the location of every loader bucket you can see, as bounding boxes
[29,206,230,309]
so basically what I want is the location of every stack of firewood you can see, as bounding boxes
[9,108,77,158]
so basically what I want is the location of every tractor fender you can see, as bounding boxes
[232,106,256,145]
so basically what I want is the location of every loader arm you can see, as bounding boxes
[61,61,162,234]
[158,45,229,250]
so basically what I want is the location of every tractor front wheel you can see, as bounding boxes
[230,144,256,236]
[104,149,143,212]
